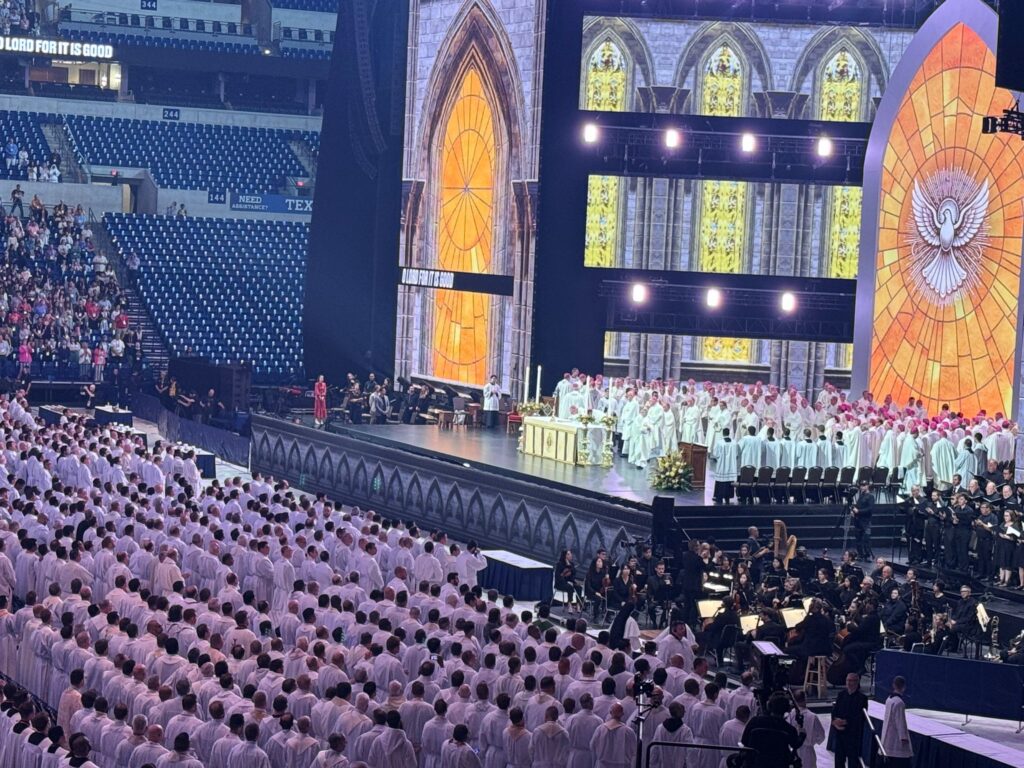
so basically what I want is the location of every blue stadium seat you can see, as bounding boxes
[104,213,306,381]
[64,115,313,194]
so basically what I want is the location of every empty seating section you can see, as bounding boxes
[104,213,306,380]
[0,111,51,180]
[64,115,310,193]
[280,43,332,60]
[271,0,338,11]
[59,24,260,55]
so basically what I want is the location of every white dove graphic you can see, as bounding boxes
[908,169,989,304]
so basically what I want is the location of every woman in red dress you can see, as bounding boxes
[313,374,328,426]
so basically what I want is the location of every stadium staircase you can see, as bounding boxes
[287,137,318,184]
[90,217,170,373]
[40,121,88,184]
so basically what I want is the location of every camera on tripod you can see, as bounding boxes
[633,672,655,698]
[750,641,796,710]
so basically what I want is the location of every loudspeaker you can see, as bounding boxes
[651,495,676,551]
[168,357,251,412]
[996,1,1024,91]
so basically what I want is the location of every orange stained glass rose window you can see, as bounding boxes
[431,67,496,384]
[869,23,1024,416]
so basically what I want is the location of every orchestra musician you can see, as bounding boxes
[676,538,706,628]
[947,584,980,654]
[785,598,833,660]
[555,549,583,612]
[585,554,611,620]
[343,372,364,425]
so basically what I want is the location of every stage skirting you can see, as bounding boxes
[478,549,553,602]
[250,415,649,565]
[862,700,1023,768]
[874,650,1024,722]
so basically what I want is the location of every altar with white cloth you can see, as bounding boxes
[521,416,609,466]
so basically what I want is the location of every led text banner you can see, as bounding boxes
[0,37,114,59]
[400,268,514,296]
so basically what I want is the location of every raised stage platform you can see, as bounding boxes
[250,416,901,563]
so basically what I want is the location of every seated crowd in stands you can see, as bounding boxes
[4,138,61,183]
[0,402,783,768]
[0,190,139,384]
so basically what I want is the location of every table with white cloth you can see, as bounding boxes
[521,416,607,466]
[478,549,554,602]
[94,405,134,427]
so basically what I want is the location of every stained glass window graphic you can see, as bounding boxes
[698,44,750,362]
[431,67,496,384]
[584,39,627,269]
[868,23,1024,416]
[820,49,865,370]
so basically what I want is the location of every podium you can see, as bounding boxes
[678,441,707,489]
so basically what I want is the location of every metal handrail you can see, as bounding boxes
[645,739,757,768]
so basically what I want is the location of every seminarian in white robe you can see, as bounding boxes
[687,698,727,768]
[762,435,781,470]
[711,433,740,504]
[899,431,924,495]
[794,435,817,468]
[589,713,636,768]
[930,434,956,488]
[532,718,570,768]
[738,429,762,468]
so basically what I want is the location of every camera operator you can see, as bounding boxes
[740,691,805,767]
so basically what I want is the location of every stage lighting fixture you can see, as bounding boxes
[780,292,797,313]
[664,128,681,149]
[740,133,756,153]
[816,136,834,157]
[706,288,722,309]
[631,283,648,304]
[583,123,599,144]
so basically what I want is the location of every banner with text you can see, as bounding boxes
[229,192,313,215]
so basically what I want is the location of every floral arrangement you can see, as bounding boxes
[649,451,694,491]
[517,401,544,416]
[578,412,595,426]
[600,413,618,429]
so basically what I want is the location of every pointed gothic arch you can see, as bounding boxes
[675,23,773,112]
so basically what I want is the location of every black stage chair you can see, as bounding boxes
[737,465,757,503]
[790,466,808,504]
[821,466,840,503]
[806,466,824,503]
[755,467,774,504]
[871,466,890,500]
[773,467,791,503]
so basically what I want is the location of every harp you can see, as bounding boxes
[773,519,798,569]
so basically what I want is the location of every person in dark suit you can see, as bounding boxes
[677,538,705,629]
[829,672,869,768]
[851,479,875,559]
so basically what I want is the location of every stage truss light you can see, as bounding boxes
[631,283,648,304]
[583,123,599,144]
[706,287,722,309]
[780,292,797,313]
[664,128,681,149]
[740,133,757,153]
[816,136,834,157]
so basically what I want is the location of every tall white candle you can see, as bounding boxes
[535,365,542,403]
[522,362,530,405]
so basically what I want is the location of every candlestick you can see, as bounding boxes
[535,365,542,403]
[522,362,530,406]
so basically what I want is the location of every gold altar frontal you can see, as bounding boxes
[522,416,582,464]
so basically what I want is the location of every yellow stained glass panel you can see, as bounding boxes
[431,67,495,384]
[821,50,864,369]
[698,45,749,362]
[584,40,627,269]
